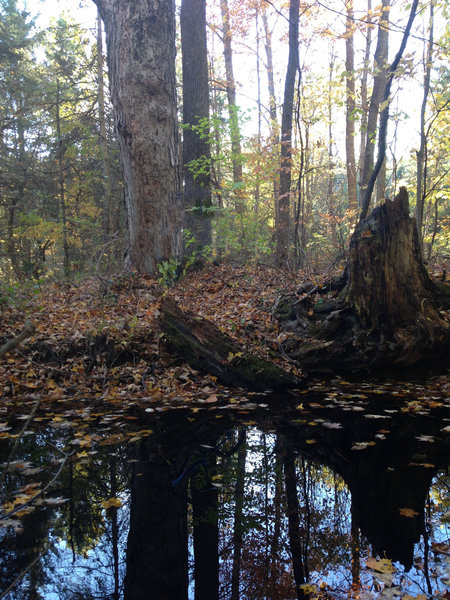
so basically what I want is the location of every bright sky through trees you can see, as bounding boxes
[26,0,444,163]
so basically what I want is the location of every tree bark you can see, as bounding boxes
[220,0,244,213]
[124,439,188,600]
[93,0,181,274]
[161,296,302,390]
[277,188,449,372]
[282,444,306,600]
[415,0,434,254]
[359,0,390,211]
[231,428,247,600]
[96,10,114,245]
[191,452,219,600]
[358,0,372,193]
[360,0,419,220]
[181,0,212,253]
[276,0,300,268]
[345,0,357,213]
[56,79,70,278]
[262,6,280,217]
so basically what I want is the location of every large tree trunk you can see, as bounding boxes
[93,0,181,274]
[276,0,300,268]
[181,0,212,253]
[124,439,189,600]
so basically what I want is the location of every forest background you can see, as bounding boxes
[0,0,449,300]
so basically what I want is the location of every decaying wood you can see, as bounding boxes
[279,188,450,372]
[161,297,302,391]
[0,320,36,357]
[161,189,449,382]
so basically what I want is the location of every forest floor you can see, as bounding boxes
[1,261,449,434]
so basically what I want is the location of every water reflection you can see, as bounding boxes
[0,392,448,599]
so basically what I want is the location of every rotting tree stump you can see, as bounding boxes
[161,297,302,391]
[161,188,449,383]
[279,188,450,372]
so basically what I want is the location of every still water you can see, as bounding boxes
[0,377,449,599]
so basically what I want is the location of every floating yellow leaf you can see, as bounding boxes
[399,507,419,518]
[102,497,122,509]
[365,557,395,573]
[306,439,317,444]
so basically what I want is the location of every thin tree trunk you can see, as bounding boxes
[97,10,113,245]
[276,0,300,268]
[376,156,386,203]
[351,497,361,593]
[255,4,262,218]
[283,446,306,600]
[327,44,337,249]
[359,0,390,209]
[360,0,420,220]
[231,429,247,600]
[181,0,212,253]
[56,79,70,278]
[220,0,243,214]
[109,455,120,600]
[358,0,372,193]
[262,6,280,216]
[6,197,20,280]
[209,47,224,211]
[270,440,283,587]
[345,0,357,213]
[415,0,434,253]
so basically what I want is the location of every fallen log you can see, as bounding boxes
[161,297,302,391]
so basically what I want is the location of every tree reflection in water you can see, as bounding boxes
[0,392,448,599]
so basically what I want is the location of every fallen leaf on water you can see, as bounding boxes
[205,394,218,403]
[322,421,343,429]
[399,507,419,518]
[44,497,68,506]
[431,542,450,555]
[0,518,23,533]
[102,497,122,509]
[351,441,376,450]
[415,435,435,442]
[365,557,395,573]
[306,439,316,444]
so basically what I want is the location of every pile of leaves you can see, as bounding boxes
[1,262,448,428]
[0,264,311,420]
